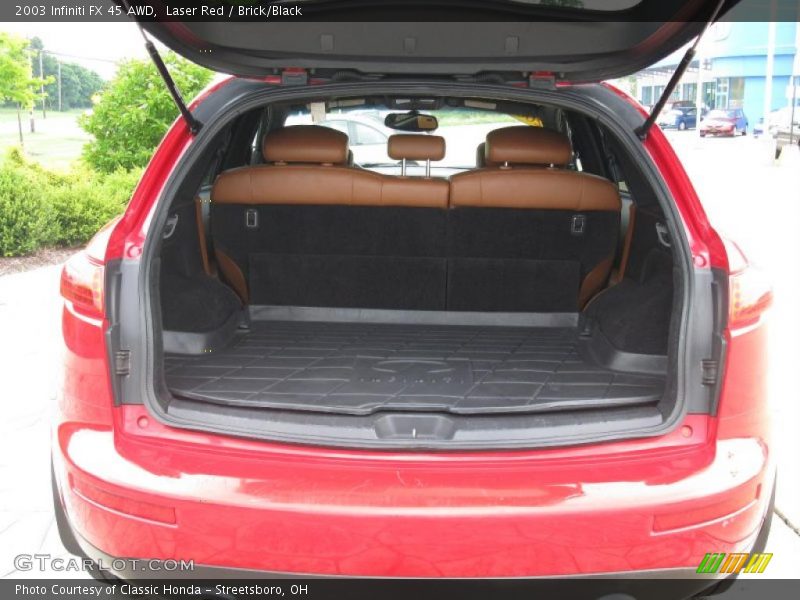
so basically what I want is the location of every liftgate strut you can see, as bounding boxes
[121,0,203,135]
[635,0,728,141]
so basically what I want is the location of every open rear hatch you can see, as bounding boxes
[144,85,686,449]
[119,0,740,80]
[111,0,734,448]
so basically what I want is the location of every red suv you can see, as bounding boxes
[52,2,774,595]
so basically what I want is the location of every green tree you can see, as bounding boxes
[0,33,47,144]
[80,53,213,172]
[29,37,104,111]
[44,61,104,110]
[70,66,104,108]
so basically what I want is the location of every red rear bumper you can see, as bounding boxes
[52,407,773,578]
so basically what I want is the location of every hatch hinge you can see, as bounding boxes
[701,359,718,386]
[281,68,310,86]
[635,0,727,141]
[122,1,202,135]
[528,71,557,90]
[115,350,131,377]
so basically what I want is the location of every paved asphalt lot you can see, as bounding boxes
[0,130,798,585]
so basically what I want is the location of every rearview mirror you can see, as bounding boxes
[384,111,439,132]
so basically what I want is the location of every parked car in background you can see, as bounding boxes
[321,113,395,165]
[754,106,800,157]
[667,100,696,111]
[752,107,787,137]
[285,111,395,165]
[700,108,748,137]
[773,124,800,157]
[659,106,697,130]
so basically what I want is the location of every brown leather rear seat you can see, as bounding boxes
[210,125,450,309]
[448,126,621,311]
[209,124,619,313]
[213,126,447,208]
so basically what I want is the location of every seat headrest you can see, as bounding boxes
[263,125,349,165]
[387,134,446,161]
[475,142,500,168]
[485,126,572,166]
[475,142,487,168]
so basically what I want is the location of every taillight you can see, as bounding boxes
[59,217,118,319]
[723,238,773,329]
[60,252,104,318]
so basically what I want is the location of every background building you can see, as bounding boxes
[630,22,799,126]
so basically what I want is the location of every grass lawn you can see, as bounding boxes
[0,106,85,123]
[0,107,91,171]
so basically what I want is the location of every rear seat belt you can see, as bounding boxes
[610,202,636,285]
[580,201,635,312]
[195,195,215,276]
[195,129,233,277]
[194,195,249,305]
[602,146,635,287]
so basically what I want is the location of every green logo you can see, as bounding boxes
[697,552,772,574]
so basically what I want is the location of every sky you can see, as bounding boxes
[0,22,155,79]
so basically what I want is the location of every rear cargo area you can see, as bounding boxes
[164,318,666,416]
[154,118,678,444]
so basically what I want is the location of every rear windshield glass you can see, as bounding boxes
[284,108,521,172]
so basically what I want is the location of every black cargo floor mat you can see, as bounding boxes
[164,321,666,416]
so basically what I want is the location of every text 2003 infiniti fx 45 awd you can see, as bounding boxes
[52,1,774,595]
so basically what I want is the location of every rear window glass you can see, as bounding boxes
[284,108,520,172]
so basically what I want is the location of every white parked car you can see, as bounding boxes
[285,112,396,166]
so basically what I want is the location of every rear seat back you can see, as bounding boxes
[449,126,621,311]
[213,126,447,208]
[210,126,449,309]
[209,124,620,313]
